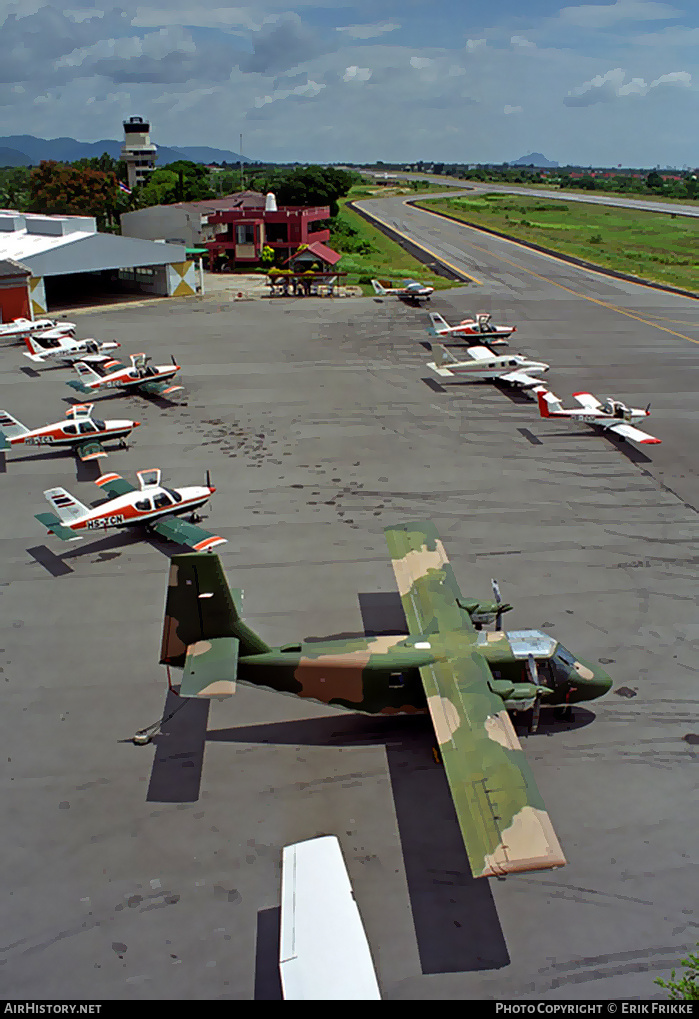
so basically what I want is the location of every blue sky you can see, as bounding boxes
[0,1,696,166]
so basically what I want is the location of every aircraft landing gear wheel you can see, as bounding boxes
[189,512,201,523]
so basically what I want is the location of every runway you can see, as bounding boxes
[0,244,697,999]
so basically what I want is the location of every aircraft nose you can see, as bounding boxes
[209,486,216,494]
[133,421,141,427]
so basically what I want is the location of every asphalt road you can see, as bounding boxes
[362,171,699,218]
[0,263,697,1000]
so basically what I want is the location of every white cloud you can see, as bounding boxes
[254,78,325,107]
[633,25,699,45]
[131,8,269,32]
[504,104,523,114]
[336,22,400,40]
[564,65,691,104]
[511,36,536,49]
[465,38,486,51]
[342,65,372,82]
[557,2,680,30]
[410,56,432,69]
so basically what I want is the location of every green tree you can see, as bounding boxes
[646,170,663,189]
[28,160,121,229]
[252,165,360,216]
[0,166,32,210]
[655,945,699,1000]
[137,160,214,207]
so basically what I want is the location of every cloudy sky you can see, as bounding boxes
[1,1,696,166]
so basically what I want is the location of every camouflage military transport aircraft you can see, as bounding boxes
[160,521,612,878]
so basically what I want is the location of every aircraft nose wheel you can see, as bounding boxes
[189,512,201,523]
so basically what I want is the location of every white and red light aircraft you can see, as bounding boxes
[0,404,139,462]
[537,390,661,445]
[0,317,76,343]
[36,468,226,551]
[371,278,434,302]
[67,353,183,398]
[427,344,549,389]
[23,332,120,364]
[428,311,513,345]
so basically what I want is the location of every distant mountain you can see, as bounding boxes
[0,135,251,167]
[0,146,31,166]
[511,152,559,168]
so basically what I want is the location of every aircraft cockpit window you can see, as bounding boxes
[165,489,182,503]
[135,498,152,511]
[78,421,96,434]
[93,419,106,431]
[549,645,577,685]
[152,492,173,509]
[63,424,78,435]
[509,360,518,366]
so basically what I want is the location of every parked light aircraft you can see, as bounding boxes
[158,522,612,878]
[427,344,549,388]
[36,468,225,551]
[428,311,513,344]
[0,404,139,462]
[24,332,120,364]
[0,317,76,342]
[371,279,434,302]
[67,353,183,398]
[537,390,661,445]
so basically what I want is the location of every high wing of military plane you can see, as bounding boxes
[0,317,76,343]
[0,404,139,462]
[427,343,550,388]
[428,311,514,344]
[537,389,661,445]
[67,353,184,398]
[23,332,121,364]
[371,278,434,302]
[36,467,225,550]
[158,522,612,877]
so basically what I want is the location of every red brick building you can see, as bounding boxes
[206,201,331,269]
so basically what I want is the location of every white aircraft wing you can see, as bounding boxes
[464,345,495,360]
[606,422,661,445]
[572,392,603,411]
[499,370,546,388]
[279,836,381,1000]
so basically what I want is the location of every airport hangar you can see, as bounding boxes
[0,210,198,316]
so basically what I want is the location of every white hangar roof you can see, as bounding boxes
[0,211,187,277]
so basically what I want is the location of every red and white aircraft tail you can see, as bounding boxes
[537,390,565,417]
[43,487,90,524]
[0,410,30,440]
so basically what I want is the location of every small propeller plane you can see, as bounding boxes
[427,344,549,388]
[158,522,613,878]
[0,404,140,462]
[35,468,226,551]
[23,332,120,364]
[67,353,184,398]
[537,390,661,445]
[428,311,514,345]
[0,317,76,342]
[371,278,434,302]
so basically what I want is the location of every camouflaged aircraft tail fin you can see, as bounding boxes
[161,553,270,668]
[180,637,239,698]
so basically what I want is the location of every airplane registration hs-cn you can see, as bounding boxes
[159,521,612,879]
[35,468,226,552]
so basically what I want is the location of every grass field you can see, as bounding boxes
[415,193,699,292]
[331,191,462,293]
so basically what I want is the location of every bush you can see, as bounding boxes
[589,233,603,244]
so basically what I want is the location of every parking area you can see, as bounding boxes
[0,285,697,999]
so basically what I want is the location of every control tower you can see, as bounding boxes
[120,116,157,189]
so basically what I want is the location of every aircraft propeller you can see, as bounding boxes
[206,469,212,490]
[645,402,651,414]
[526,653,541,733]
[491,578,504,630]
